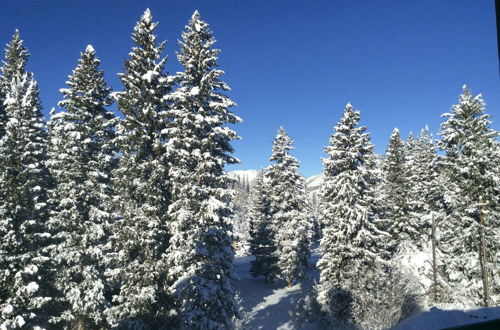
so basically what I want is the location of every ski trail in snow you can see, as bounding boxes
[241,283,303,330]
[248,284,301,317]
[234,249,322,329]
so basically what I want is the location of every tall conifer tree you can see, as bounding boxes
[166,11,240,329]
[46,45,116,328]
[266,127,310,287]
[0,31,28,138]
[0,31,54,329]
[379,128,419,253]
[106,9,174,328]
[316,104,389,327]
[406,127,441,243]
[248,170,275,281]
[438,86,500,306]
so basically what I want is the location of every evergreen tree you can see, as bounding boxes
[379,128,420,253]
[0,30,28,138]
[0,31,54,329]
[402,128,451,303]
[248,170,275,281]
[230,175,252,255]
[438,86,500,306]
[166,11,240,329]
[406,127,441,243]
[46,45,116,328]
[267,127,310,287]
[106,9,174,328]
[316,104,390,327]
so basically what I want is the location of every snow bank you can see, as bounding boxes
[397,306,500,330]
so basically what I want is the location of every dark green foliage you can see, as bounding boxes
[166,10,240,329]
[106,9,175,328]
[46,45,116,328]
[0,31,55,329]
[248,170,276,281]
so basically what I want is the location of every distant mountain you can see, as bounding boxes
[305,172,324,194]
[228,169,324,195]
[228,169,259,188]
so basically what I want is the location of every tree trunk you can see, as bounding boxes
[479,196,490,307]
[431,212,438,303]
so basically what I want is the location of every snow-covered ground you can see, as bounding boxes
[233,249,321,329]
[234,247,500,329]
[305,173,324,194]
[397,306,500,329]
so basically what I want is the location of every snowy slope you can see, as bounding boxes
[228,169,324,194]
[228,170,259,187]
[305,173,324,194]
[234,248,321,329]
[234,247,500,329]
[397,306,500,329]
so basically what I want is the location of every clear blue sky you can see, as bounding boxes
[1,0,498,176]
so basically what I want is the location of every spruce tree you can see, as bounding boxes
[266,127,310,287]
[0,31,28,138]
[403,128,451,302]
[0,31,54,329]
[316,104,389,327]
[379,128,419,253]
[166,11,240,329]
[406,127,441,243]
[46,45,116,328]
[106,9,174,328]
[230,175,252,255]
[248,170,275,281]
[438,86,500,306]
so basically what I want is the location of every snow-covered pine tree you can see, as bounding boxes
[406,128,432,241]
[266,127,310,287]
[0,30,28,138]
[165,11,240,329]
[316,104,390,327]
[46,45,116,328]
[0,75,5,139]
[438,86,500,307]
[230,174,252,255]
[308,191,322,243]
[248,170,276,281]
[0,31,55,329]
[405,131,416,164]
[402,127,451,303]
[106,9,174,329]
[379,128,420,254]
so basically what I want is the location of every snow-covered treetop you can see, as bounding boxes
[270,126,295,163]
[141,8,153,24]
[447,85,485,120]
[177,10,221,89]
[126,8,166,73]
[387,128,403,154]
[438,85,499,203]
[439,86,497,149]
[133,8,158,38]
[190,10,205,33]
[322,103,372,177]
[1,30,29,85]
[114,8,170,129]
[167,9,241,169]
[58,44,112,112]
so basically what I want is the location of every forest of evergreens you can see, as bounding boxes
[0,8,498,330]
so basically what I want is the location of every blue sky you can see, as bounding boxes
[1,0,498,176]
